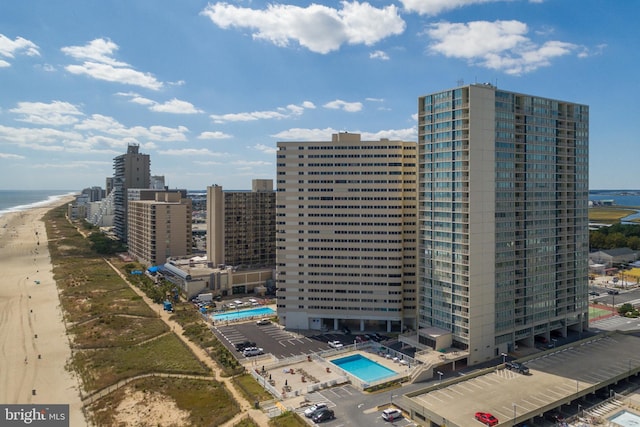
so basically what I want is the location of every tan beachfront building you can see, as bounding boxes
[275,132,418,333]
[127,190,192,266]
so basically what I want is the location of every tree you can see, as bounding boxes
[618,303,639,318]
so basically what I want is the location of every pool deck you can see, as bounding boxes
[246,348,412,408]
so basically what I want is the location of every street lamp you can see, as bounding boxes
[552,338,557,348]
[577,404,582,418]
[390,394,398,408]
[436,371,443,382]
[501,352,508,364]
[512,403,517,426]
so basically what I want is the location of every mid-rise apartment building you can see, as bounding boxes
[127,190,192,266]
[206,180,276,268]
[416,84,589,365]
[276,133,418,332]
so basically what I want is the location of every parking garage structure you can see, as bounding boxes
[394,331,640,426]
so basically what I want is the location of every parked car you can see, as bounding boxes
[312,408,335,423]
[505,361,530,375]
[328,340,343,349]
[242,347,264,357]
[382,408,402,421]
[544,410,565,423]
[475,412,499,426]
[304,403,327,418]
[256,318,270,325]
[234,341,256,351]
[372,332,385,341]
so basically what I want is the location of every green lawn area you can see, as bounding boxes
[590,305,614,319]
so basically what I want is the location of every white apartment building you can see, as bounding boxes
[276,133,418,333]
[416,84,589,365]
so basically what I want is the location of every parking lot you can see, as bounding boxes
[294,384,418,426]
[211,318,394,361]
[212,321,351,359]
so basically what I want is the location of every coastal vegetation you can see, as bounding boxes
[589,206,637,224]
[589,223,640,251]
[43,205,240,426]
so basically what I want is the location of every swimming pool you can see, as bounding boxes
[212,306,275,322]
[331,354,397,383]
[608,410,640,427]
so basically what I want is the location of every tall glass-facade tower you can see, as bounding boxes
[417,84,589,365]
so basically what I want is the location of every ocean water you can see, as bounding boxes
[590,191,640,207]
[0,190,76,219]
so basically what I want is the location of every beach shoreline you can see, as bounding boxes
[0,195,86,425]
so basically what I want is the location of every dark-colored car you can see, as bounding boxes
[372,332,385,341]
[589,291,600,296]
[234,341,256,351]
[544,410,565,423]
[505,361,530,375]
[312,408,335,423]
[475,412,498,426]
[608,289,619,295]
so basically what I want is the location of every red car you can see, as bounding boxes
[475,412,499,426]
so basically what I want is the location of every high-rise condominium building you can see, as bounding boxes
[276,133,418,333]
[416,84,589,365]
[127,190,192,266]
[113,144,150,241]
[206,180,276,268]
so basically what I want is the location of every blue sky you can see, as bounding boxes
[0,0,637,191]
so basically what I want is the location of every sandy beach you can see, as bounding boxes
[0,196,86,425]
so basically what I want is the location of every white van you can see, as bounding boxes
[382,408,402,421]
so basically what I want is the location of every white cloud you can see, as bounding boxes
[150,98,203,114]
[0,34,40,66]
[361,127,417,141]
[9,101,84,126]
[323,99,363,112]
[198,131,232,139]
[158,148,224,156]
[426,20,578,74]
[210,102,313,124]
[116,92,202,114]
[233,159,272,166]
[74,114,189,142]
[0,152,26,159]
[271,127,339,140]
[370,50,389,60]
[252,143,277,155]
[0,124,84,148]
[201,1,405,54]
[61,38,126,66]
[62,38,163,90]
[272,127,416,141]
[401,0,501,16]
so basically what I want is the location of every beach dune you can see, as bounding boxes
[0,198,86,425]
